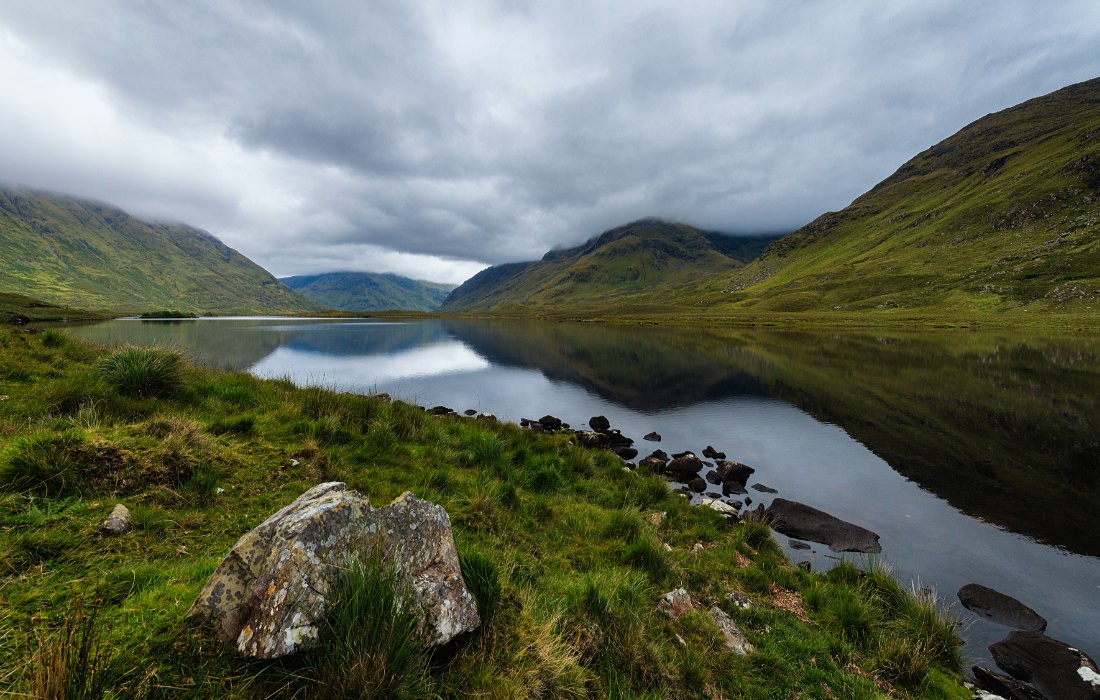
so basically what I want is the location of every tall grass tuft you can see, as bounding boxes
[98,346,184,398]
[0,430,88,497]
[40,329,67,348]
[29,602,112,700]
[306,556,432,699]
[459,549,502,624]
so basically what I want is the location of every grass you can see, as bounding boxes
[0,325,969,698]
[98,346,186,398]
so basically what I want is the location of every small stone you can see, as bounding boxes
[751,483,778,494]
[100,504,132,536]
[727,592,752,609]
[709,607,753,655]
[643,431,662,442]
[700,497,739,519]
[659,588,694,619]
[788,540,811,550]
[688,477,707,493]
[692,543,704,553]
[463,409,477,416]
[702,446,726,460]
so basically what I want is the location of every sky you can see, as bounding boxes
[0,2,1098,285]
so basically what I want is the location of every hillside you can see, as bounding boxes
[700,77,1100,317]
[441,219,779,313]
[0,187,321,315]
[281,271,454,311]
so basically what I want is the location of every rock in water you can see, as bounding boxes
[958,583,1047,632]
[189,483,479,658]
[972,665,1045,700]
[589,415,611,431]
[100,504,132,536]
[766,498,881,553]
[643,431,661,442]
[990,631,1100,700]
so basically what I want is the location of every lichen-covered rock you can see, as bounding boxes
[100,503,132,536]
[188,483,479,658]
[709,607,753,655]
[659,588,694,619]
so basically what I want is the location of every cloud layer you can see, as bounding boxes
[1,1,1098,283]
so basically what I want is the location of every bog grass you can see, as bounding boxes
[0,325,969,698]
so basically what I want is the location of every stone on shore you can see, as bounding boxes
[766,498,881,553]
[100,504,133,536]
[189,482,479,659]
[958,583,1047,632]
[990,631,1100,700]
[589,415,611,431]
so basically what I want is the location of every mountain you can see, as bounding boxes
[281,272,455,311]
[701,77,1100,317]
[441,219,780,313]
[0,187,320,315]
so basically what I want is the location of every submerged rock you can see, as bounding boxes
[589,415,611,431]
[990,631,1100,700]
[189,483,479,659]
[751,483,778,494]
[766,498,881,553]
[702,446,726,460]
[715,460,755,486]
[972,665,1045,700]
[100,504,132,536]
[958,583,1047,632]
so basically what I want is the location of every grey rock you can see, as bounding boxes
[647,449,669,462]
[751,483,778,494]
[613,446,638,461]
[100,504,132,536]
[766,498,882,553]
[727,592,752,609]
[659,588,694,619]
[723,481,748,496]
[709,607,753,655]
[788,539,811,551]
[638,456,667,472]
[643,431,662,442]
[700,497,739,519]
[958,583,1047,632]
[705,470,722,485]
[990,631,1100,700]
[688,477,707,493]
[665,455,705,480]
[189,483,479,658]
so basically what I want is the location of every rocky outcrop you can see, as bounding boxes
[766,499,881,553]
[100,504,132,536]
[958,583,1047,632]
[189,483,479,659]
[990,631,1100,700]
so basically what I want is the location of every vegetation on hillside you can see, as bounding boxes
[698,76,1100,318]
[0,292,107,325]
[281,271,455,312]
[0,187,321,316]
[0,325,967,698]
[441,219,780,313]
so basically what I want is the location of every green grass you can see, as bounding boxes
[0,326,969,698]
[98,346,186,398]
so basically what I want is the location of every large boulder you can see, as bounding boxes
[766,498,881,553]
[957,583,1047,632]
[715,460,754,486]
[189,483,479,658]
[664,454,705,481]
[990,631,1100,700]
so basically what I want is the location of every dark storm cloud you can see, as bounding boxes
[0,1,1098,282]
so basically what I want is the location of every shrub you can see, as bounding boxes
[97,346,184,397]
[40,329,66,348]
[306,556,431,699]
[459,549,502,624]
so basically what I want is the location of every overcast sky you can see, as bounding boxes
[1,1,1098,284]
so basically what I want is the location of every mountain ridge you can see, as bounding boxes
[441,219,781,313]
[281,271,455,311]
[0,186,320,315]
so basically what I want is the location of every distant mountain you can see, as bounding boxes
[441,219,780,313]
[281,272,455,312]
[0,187,320,315]
[702,77,1100,317]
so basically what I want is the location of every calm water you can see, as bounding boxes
[66,318,1100,668]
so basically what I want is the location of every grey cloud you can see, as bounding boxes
[0,1,1098,279]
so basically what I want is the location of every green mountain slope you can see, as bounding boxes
[441,219,780,313]
[0,187,321,315]
[281,272,455,311]
[701,77,1100,318]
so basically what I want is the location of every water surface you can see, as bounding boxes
[67,318,1100,668]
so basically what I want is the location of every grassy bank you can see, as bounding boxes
[0,325,968,698]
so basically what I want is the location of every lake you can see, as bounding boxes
[65,317,1100,668]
